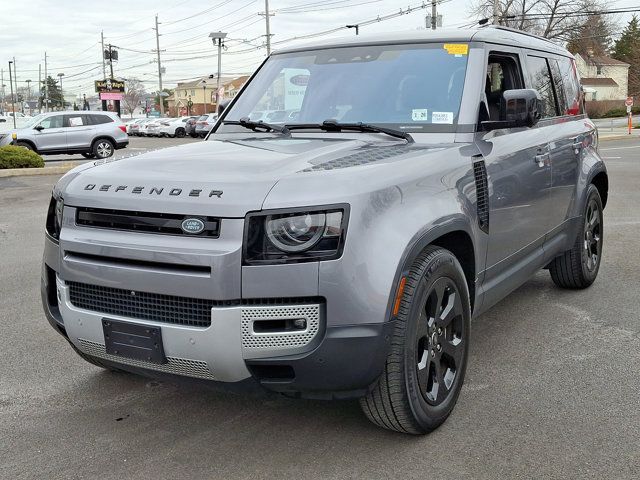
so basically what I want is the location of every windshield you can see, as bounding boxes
[221,43,468,133]
[22,114,47,129]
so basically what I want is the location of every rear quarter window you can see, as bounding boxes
[553,57,583,115]
[526,55,558,118]
[91,114,114,125]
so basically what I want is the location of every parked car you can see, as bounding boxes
[195,113,217,138]
[144,120,162,137]
[130,118,153,136]
[185,116,198,137]
[124,118,141,135]
[0,111,127,158]
[159,116,193,137]
[42,27,607,434]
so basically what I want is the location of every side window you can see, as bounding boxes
[526,56,558,118]
[555,57,583,115]
[39,115,64,129]
[481,53,524,123]
[91,114,113,125]
[66,115,85,127]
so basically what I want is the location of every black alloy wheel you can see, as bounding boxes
[415,277,465,406]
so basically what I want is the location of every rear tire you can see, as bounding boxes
[92,138,114,159]
[360,246,471,434]
[549,184,603,289]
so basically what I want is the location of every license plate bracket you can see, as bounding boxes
[102,319,167,364]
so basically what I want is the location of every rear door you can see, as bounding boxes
[545,56,586,236]
[64,114,95,150]
[33,114,66,151]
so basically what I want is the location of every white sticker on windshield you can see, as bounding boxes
[412,109,428,121]
[432,112,454,124]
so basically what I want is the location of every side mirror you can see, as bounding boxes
[481,89,544,131]
[502,89,543,127]
[34,125,45,131]
[218,99,230,116]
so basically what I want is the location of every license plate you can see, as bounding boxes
[102,319,167,364]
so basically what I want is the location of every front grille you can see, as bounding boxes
[76,207,220,237]
[67,281,324,329]
[68,281,223,327]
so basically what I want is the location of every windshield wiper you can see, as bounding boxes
[223,117,290,135]
[287,119,414,143]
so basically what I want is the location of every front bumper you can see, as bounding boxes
[42,270,392,398]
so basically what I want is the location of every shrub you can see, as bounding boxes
[0,145,45,169]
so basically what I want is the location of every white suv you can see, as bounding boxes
[0,111,129,159]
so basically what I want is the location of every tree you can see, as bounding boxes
[613,16,640,97]
[122,78,145,118]
[613,15,640,60]
[470,0,615,42]
[38,76,63,109]
[566,14,614,57]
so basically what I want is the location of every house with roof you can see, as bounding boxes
[168,75,249,117]
[574,53,630,101]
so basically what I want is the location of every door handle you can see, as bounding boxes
[534,151,550,167]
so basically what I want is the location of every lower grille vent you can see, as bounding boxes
[473,159,490,233]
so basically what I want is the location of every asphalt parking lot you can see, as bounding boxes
[1,136,639,480]
[42,134,200,163]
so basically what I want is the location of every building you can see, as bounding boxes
[575,53,630,101]
[168,75,249,117]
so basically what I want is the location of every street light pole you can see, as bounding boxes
[209,32,227,114]
[202,82,207,114]
[8,61,16,128]
[25,79,31,112]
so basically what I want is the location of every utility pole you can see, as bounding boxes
[1,68,4,114]
[259,0,273,55]
[431,0,437,29]
[154,15,165,116]
[101,31,106,79]
[38,64,41,113]
[44,51,49,113]
[8,61,16,128]
[13,57,21,113]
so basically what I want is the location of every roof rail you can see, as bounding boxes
[481,24,557,46]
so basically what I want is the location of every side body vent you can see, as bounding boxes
[473,159,489,233]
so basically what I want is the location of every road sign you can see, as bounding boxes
[625,96,634,107]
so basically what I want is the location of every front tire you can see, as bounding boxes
[549,184,603,289]
[15,141,34,151]
[175,127,186,138]
[360,246,471,434]
[92,139,114,159]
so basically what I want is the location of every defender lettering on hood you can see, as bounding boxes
[83,184,223,198]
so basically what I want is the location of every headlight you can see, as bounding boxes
[45,192,64,240]
[244,206,349,264]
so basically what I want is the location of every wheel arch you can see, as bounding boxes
[16,139,37,152]
[388,221,477,320]
[591,170,608,208]
[91,135,116,149]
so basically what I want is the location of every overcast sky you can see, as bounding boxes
[1,0,637,99]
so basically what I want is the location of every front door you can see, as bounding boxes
[476,50,553,306]
[33,114,66,151]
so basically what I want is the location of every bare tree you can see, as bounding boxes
[122,78,145,118]
[469,0,615,43]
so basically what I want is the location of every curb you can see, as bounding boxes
[0,162,81,178]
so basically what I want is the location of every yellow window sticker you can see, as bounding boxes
[444,44,469,56]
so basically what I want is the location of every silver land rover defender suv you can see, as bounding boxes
[41,27,608,434]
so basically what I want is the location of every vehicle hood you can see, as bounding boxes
[62,135,457,217]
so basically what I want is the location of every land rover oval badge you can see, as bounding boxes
[181,218,205,234]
